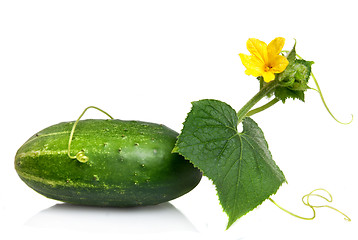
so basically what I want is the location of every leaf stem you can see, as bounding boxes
[237,80,278,123]
[246,98,280,118]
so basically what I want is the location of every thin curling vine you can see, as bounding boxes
[174,37,352,229]
[269,188,351,222]
[67,106,114,163]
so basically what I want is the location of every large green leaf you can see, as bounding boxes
[174,99,286,229]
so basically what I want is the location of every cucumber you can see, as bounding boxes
[15,119,202,207]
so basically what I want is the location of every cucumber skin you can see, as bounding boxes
[15,119,202,207]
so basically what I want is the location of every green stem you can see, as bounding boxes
[246,98,280,117]
[237,80,278,123]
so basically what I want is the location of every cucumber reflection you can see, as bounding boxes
[26,202,197,234]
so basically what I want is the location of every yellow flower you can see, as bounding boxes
[239,37,289,83]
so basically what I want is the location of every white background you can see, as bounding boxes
[1,1,357,239]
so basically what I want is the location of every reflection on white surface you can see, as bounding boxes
[26,202,197,234]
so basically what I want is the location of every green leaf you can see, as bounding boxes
[174,99,286,229]
[274,86,305,103]
[286,39,297,63]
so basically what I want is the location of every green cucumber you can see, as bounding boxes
[15,119,202,206]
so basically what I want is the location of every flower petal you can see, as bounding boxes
[245,68,261,77]
[239,53,265,77]
[239,53,262,69]
[267,37,285,56]
[262,71,276,83]
[246,38,268,64]
[239,53,252,68]
[270,55,289,73]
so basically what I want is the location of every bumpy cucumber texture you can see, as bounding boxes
[15,119,202,206]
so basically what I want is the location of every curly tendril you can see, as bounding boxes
[295,53,353,125]
[74,151,89,163]
[309,72,353,125]
[269,188,351,221]
[67,106,114,163]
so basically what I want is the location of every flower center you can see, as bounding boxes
[264,65,272,72]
